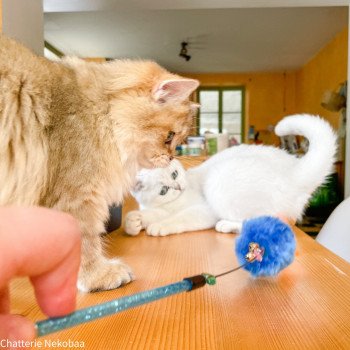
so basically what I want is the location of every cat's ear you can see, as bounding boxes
[153,79,199,103]
[190,102,201,113]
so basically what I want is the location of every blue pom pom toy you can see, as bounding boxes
[235,216,296,277]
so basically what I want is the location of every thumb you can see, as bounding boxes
[0,315,35,347]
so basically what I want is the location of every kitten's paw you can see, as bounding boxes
[215,220,242,233]
[146,223,173,237]
[78,259,134,292]
[124,211,143,235]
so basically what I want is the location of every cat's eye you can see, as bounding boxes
[165,131,175,145]
[171,170,178,180]
[159,185,169,195]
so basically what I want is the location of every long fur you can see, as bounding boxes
[275,114,337,192]
[0,35,199,292]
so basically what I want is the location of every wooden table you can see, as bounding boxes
[10,219,350,349]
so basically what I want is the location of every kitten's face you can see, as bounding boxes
[131,159,187,208]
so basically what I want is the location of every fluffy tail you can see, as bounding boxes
[275,114,337,192]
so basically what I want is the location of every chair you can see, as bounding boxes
[316,196,350,263]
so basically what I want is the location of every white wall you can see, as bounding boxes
[2,0,44,56]
[345,7,350,198]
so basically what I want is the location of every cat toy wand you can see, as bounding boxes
[36,244,263,337]
[36,216,296,337]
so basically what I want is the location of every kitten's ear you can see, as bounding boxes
[133,181,144,192]
[153,79,199,103]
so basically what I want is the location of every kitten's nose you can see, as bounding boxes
[169,155,174,161]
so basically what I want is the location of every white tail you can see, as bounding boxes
[275,114,337,192]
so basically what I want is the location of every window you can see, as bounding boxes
[197,87,244,143]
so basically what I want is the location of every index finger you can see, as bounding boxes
[0,206,81,317]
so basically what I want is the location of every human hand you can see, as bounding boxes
[0,207,81,345]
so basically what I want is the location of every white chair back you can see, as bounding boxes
[316,196,350,263]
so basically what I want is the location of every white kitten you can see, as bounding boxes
[124,159,216,236]
[124,115,337,236]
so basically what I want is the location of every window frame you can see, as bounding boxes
[196,86,245,142]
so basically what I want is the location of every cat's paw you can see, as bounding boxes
[124,211,143,235]
[78,258,134,292]
[215,220,242,233]
[146,223,173,237]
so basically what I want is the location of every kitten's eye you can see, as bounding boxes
[165,131,175,145]
[171,170,178,180]
[159,185,169,195]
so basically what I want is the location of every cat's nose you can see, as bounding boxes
[169,155,174,161]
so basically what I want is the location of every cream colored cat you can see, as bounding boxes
[0,35,199,292]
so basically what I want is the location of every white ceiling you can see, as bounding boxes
[43,0,350,12]
[44,2,348,73]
